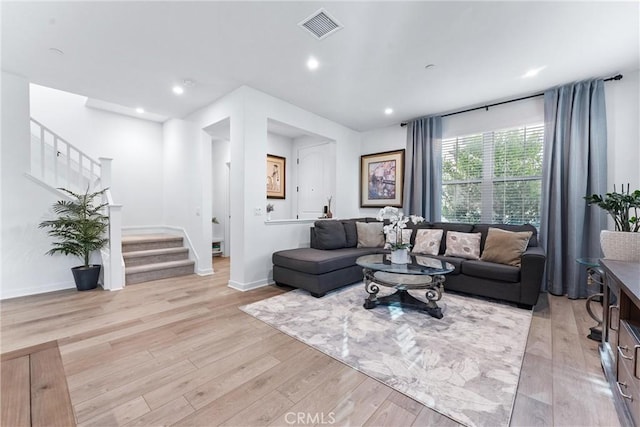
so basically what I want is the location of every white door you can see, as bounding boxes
[297,143,333,219]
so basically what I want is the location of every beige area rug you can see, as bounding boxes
[241,283,532,427]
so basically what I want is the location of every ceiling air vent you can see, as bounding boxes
[298,8,343,40]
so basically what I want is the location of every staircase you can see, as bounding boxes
[122,234,195,284]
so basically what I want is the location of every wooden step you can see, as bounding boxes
[125,260,195,285]
[123,247,189,267]
[121,234,183,253]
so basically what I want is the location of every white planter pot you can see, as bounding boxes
[390,248,409,264]
[600,230,640,262]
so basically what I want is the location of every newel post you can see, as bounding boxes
[105,204,125,290]
[99,157,113,190]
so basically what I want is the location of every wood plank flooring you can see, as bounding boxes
[1,257,620,426]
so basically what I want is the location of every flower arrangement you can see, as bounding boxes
[376,206,424,250]
[266,203,275,213]
[584,184,640,232]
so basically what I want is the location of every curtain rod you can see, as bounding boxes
[400,74,623,127]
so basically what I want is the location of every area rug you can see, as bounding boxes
[240,283,532,427]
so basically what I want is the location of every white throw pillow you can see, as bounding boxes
[444,231,481,260]
[385,229,413,249]
[356,222,385,248]
[413,229,444,255]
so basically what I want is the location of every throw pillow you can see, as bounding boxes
[444,231,481,260]
[481,227,533,267]
[314,220,347,250]
[342,220,358,248]
[413,229,444,255]
[356,222,385,248]
[385,229,413,249]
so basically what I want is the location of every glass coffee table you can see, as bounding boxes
[356,254,455,319]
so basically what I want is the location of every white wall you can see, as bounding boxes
[29,84,164,226]
[186,86,361,290]
[162,119,212,275]
[1,72,80,298]
[606,69,640,190]
[266,132,294,220]
[359,125,408,217]
[211,138,230,253]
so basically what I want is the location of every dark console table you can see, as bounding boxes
[601,259,640,426]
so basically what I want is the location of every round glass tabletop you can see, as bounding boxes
[356,254,454,275]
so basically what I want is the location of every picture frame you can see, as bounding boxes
[266,154,286,199]
[360,149,405,207]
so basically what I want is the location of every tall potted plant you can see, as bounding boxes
[39,187,109,291]
[584,183,640,262]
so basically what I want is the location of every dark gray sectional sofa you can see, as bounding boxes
[272,218,546,308]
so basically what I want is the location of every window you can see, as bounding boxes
[441,124,544,226]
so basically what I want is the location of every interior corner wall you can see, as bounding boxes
[605,69,640,190]
[186,86,361,290]
[1,72,78,298]
[162,119,212,275]
[29,84,164,226]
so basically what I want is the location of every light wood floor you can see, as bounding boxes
[0,257,620,426]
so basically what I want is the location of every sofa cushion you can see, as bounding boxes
[413,229,444,255]
[444,231,481,260]
[462,260,520,283]
[431,222,474,254]
[356,222,385,248]
[273,247,380,275]
[342,220,359,248]
[472,223,538,250]
[313,220,347,249]
[480,227,532,267]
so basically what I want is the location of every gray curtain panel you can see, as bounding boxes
[403,116,442,221]
[540,79,608,298]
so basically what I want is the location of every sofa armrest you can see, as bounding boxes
[519,246,546,306]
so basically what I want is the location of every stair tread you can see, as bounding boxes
[125,259,194,274]
[122,234,183,244]
[123,247,188,259]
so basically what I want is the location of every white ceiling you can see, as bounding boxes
[3,1,639,132]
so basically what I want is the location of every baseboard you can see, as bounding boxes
[197,268,213,276]
[228,278,272,292]
[1,281,76,300]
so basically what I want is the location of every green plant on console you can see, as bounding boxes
[584,183,640,232]
[39,187,110,267]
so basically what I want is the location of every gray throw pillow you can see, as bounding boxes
[314,221,347,249]
[342,220,359,248]
[356,222,385,248]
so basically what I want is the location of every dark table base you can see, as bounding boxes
[363,289,443,319]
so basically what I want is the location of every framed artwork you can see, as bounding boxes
[360,149,404,207]
[266,154,286,199]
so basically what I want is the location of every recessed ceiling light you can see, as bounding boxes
[384,108,393,115]
[307,57,319,70]
[522,66,546,78]
[49,47,64,56]
[136,107,145,114]
[172,85,184,95]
